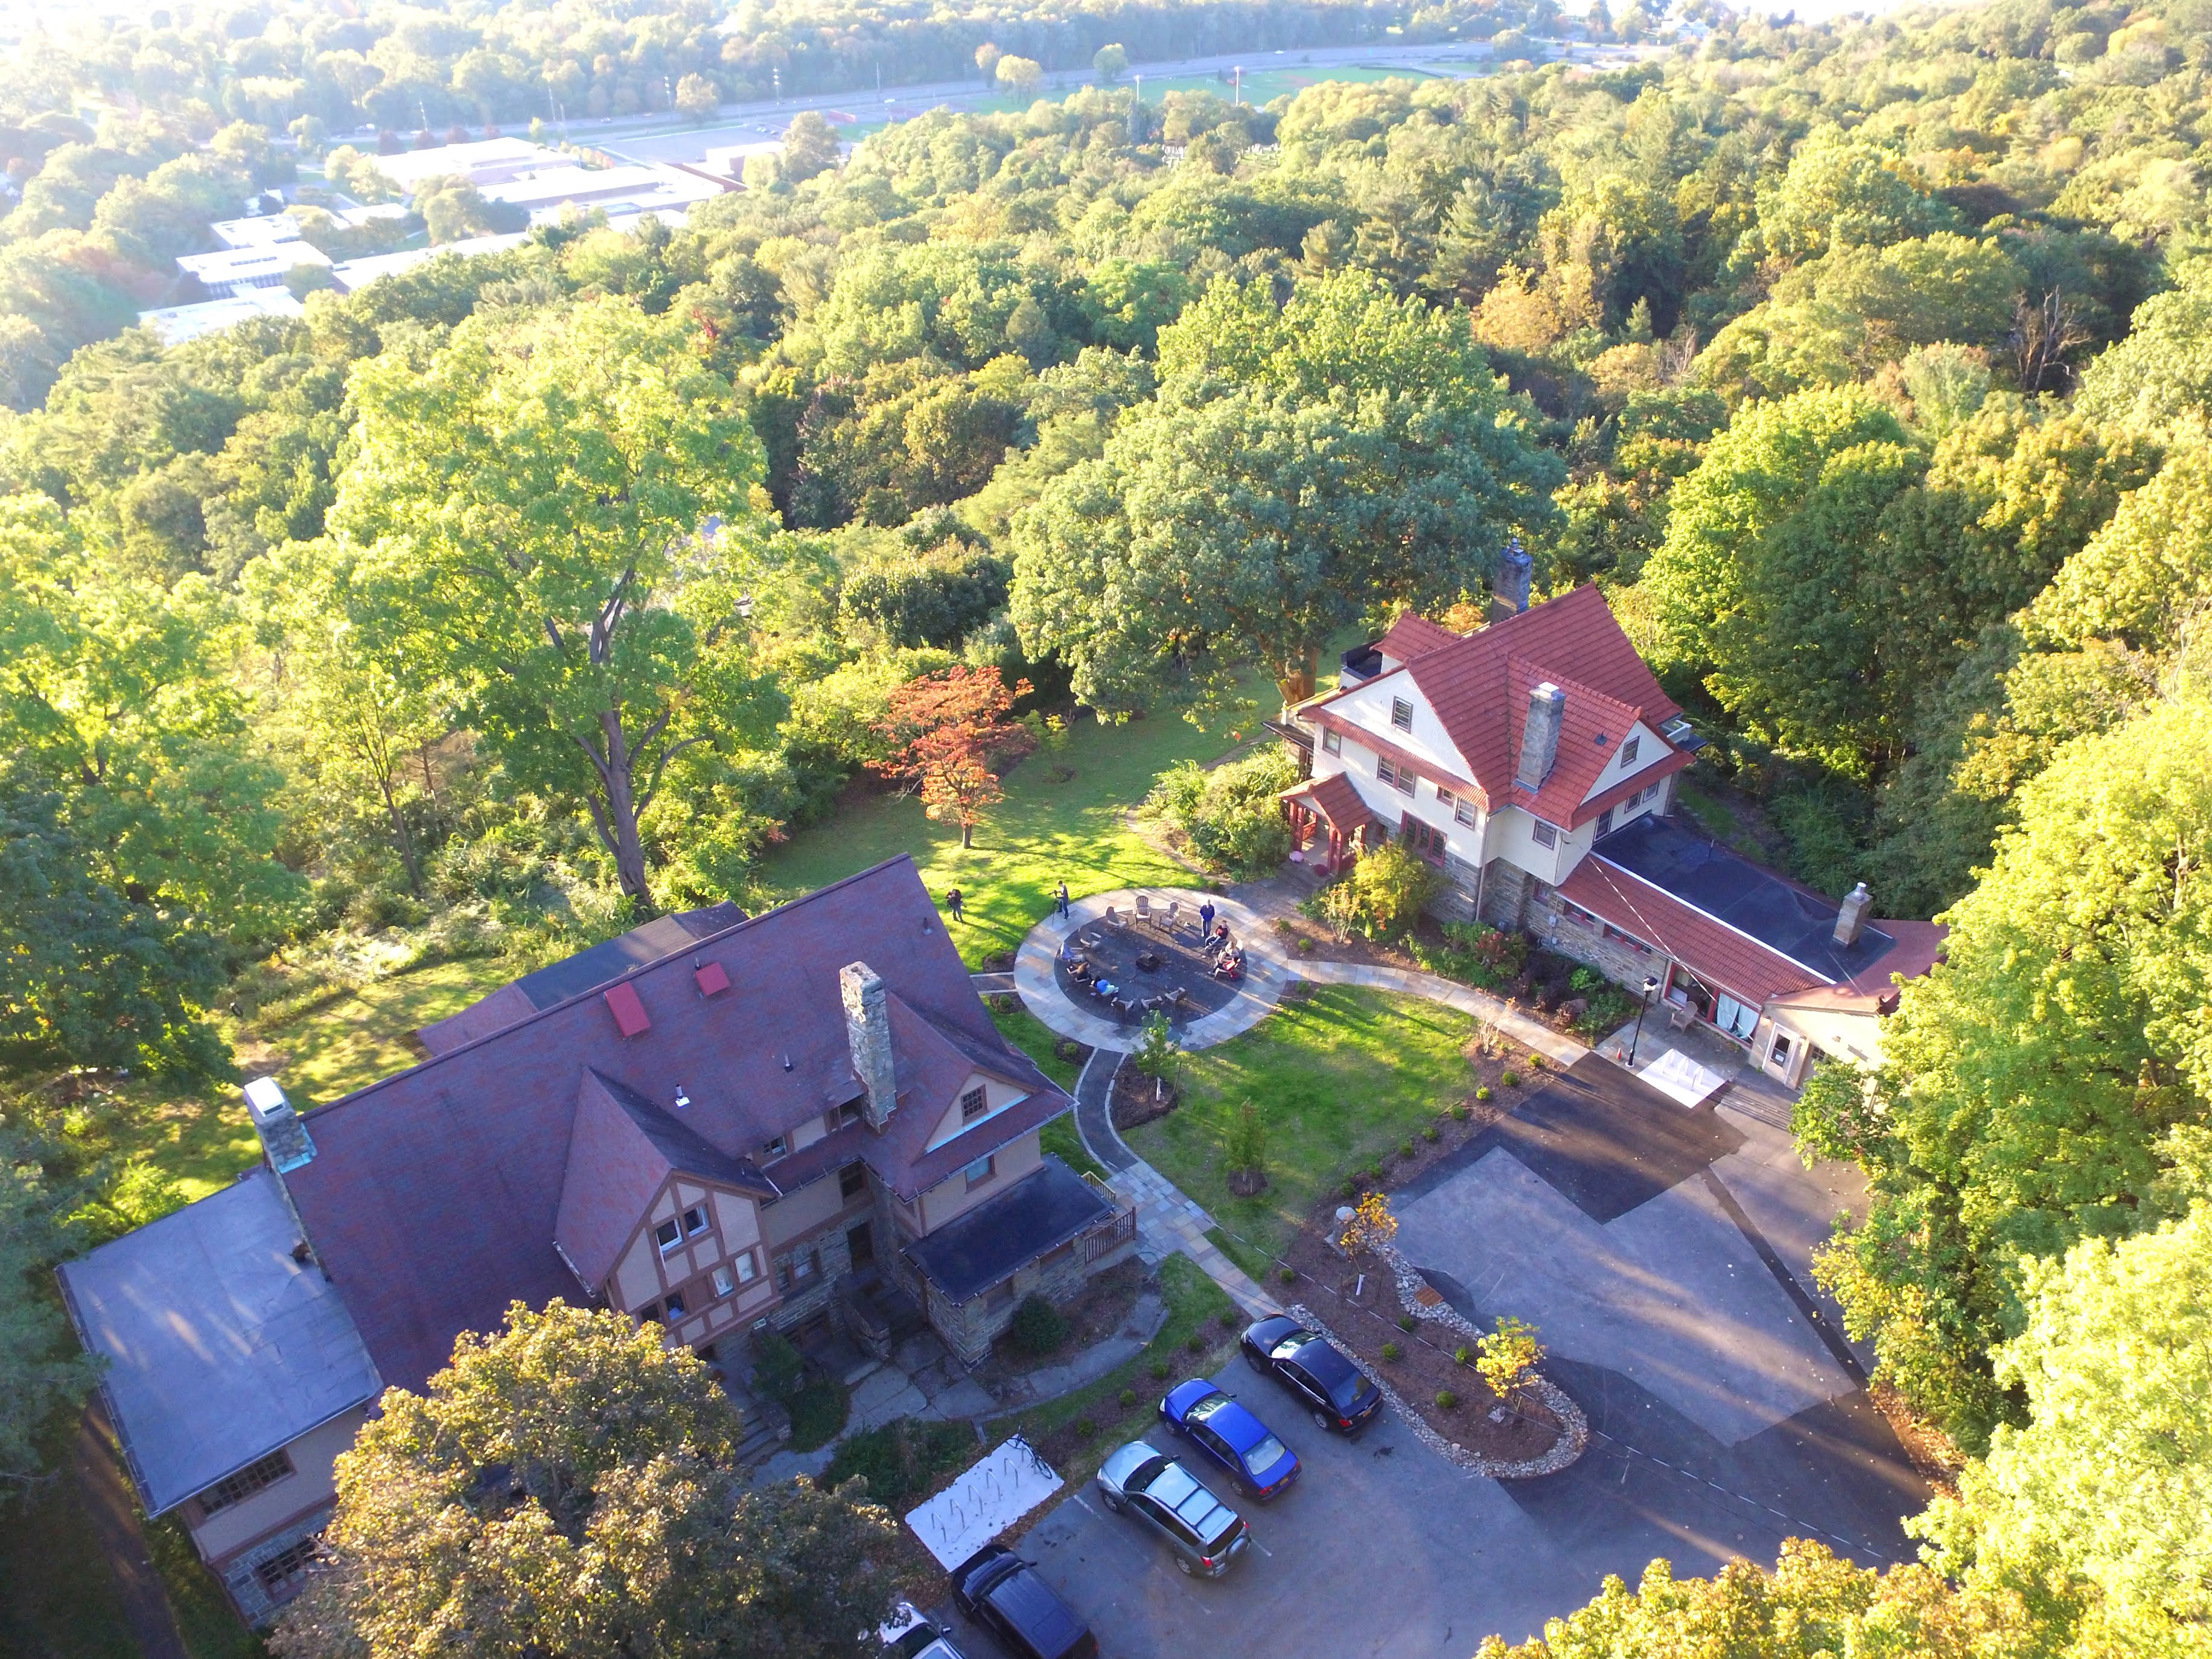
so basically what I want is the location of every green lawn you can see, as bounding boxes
[751,703,1254,968]
[1124,986,1477,1263]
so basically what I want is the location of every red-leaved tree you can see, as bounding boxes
[871,666,1034,848]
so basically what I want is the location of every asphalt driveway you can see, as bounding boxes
[927,1056,1926,1659]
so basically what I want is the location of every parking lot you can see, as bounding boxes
[926,1060,1927,1659]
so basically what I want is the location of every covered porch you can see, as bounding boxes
[903,1156,1138,1366]
[1278,772,1384,877]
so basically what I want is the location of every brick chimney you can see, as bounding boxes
[1834,883,1872,948]
[1517,682,1566,791]
[840,962,897,1130]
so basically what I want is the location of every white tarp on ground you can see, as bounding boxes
[905,1434,1064,1568]
[1638,1047,1731,1109]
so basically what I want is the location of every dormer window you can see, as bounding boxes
[1621,737,1640,766]
[654,1218,681,1253]
[1391,697,1414,732]
[960,1085,989,1122]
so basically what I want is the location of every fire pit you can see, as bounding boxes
[1135,950,1162,972]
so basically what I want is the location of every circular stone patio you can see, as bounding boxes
[1013,888,1298,1052]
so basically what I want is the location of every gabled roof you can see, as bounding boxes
[1280,772,1382,833]
[1507,659,1646,827]
[56,1169,381,1515]
[1308,586,1681,811]
[554,1070,776,1294]
[1379,610,1460,665]
[282,857,1070,1392]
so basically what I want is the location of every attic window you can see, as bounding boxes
[682,1204,709,1238]
[761,1136,788,1160]
[604,982,650,1038]
[1621,737,1640,766]
[1390,697,1414,732]
[694,961,730,997]
[655,1218,682,1253]
[960,1085,989,1122]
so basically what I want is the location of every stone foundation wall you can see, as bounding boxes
[1423,855,1484,925]
[1528,887,1669,989]
[1479,859,1534,932]
[219,1505,333,1626]
[927,1223,1138,1366]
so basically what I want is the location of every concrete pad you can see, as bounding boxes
[921,1378,996,1419]
[853,1378,929,1431]
[850,1363,920,1422]
[1397,1147,1852,1446]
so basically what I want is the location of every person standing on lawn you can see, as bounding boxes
[946,887,964,924]
[1055,880,1070,919]
[1198,900,1215,940]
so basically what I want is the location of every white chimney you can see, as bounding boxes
[840,962,896,1130]
[1834,883,1872,948]
[1517,682,1566,791]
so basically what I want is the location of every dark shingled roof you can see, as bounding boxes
[904,1157,1112,1303]
[284,858,1069,1393]
[416,902,745,1056]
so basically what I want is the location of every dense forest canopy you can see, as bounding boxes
[2,0,2211,1646]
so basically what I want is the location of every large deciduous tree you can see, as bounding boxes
[1804,694,2212,1452]
[1011,270,1560,711]
[331,295,776,904]
[272,1301,899,1659]
[870,665,1031,848]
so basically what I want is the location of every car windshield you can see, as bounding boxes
[1245,1433,1290,1473]
[1135,1459,1238,1546]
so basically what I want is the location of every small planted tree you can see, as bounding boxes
[1475,1314,1544,1407]
[1224,1099,1267,1197]
[870,665,1033,848]
[1131,1011,1184,1103]
[1337,1190,1398,1258]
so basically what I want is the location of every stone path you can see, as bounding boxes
[1073,1047,1135,1174]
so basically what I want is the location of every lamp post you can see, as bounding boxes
[1627,974,1660,1067]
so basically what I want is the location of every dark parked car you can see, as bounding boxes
[1240,1314,1385,1433]
[882,1603,971,1659]
[949,1544,1098,1659]
[1158,1379,1300,1500]
[1096,1439,1254,1577]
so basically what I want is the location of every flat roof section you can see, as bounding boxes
[56,1168,381,1515]
[1592,815,1894,983]
[904,1158,1111,1304]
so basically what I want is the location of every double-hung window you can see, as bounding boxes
[1390,697,1414,732]
[1321,727,1342,755]
[964,1154,996,1191]
[1620,736,1640,767]
[1377,756,1417,796]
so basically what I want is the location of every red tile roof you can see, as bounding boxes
[1280,772,1381,832]
[1380,611,1460,664]
[1554,855,1826,1007]
[1308,586,1681,811]
[282,857,1069,1392]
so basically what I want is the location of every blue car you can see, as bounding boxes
[1158,1379,1301,1500]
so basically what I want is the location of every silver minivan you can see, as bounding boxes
[1095,1440,1252,1577]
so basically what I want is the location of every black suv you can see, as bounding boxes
[949,1545,1098,1659]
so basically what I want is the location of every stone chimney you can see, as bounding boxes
[1517,682,1566,791]
[1493,535,1533,616]
[840,962,897,1130]
[244,1076,314,1174]
[1834,883,1873,948]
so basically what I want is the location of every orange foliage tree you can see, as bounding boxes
[870,666,1033,848]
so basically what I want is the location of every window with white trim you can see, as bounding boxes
[1621,736,1640,766]
[654,1217,682,1253]
[1390,697,1414,732]
[1531,820,1558,848]
[712,1264,736,1297]
[730,1248,759,1283]
[760,1135,787,1160]
[681,1204,709,1238]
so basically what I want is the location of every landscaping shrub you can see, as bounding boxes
[1568,967,1604,995]
[1398,1138,1415,1159]
[1142,747,1300,877]
[1455,1345,1472,1366]
[1074,1417,1097,1439]
[1118,1388,1137,1408]
[821,1417,972,1505]
[1474,1086,1492,1102]
[1381,1341,1403,1361]
[1423,1122,1441,1142]
[1396,1313,1417,1332]
[1187,1332,1206,1353]
[1452,1101,1472,1119]
[1436,1389,1459,1410]
[1409,919,1529,989]
[1501,1070,1520,1087]
[1218,1309,1239,1329]
[1010,1293,1070,1357]
[1308,841,1440,940]
[1279,1266,1297,1284]
[752,1332,806,1403]
[1150,1358,1171,1380]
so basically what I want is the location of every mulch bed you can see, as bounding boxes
[1109,1063,1179,1130]
[980,1259,1147,1379]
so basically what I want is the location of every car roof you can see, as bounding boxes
[1135,1457,1240,1544]
[984,1561,1086,1650]
[1187,1391,1270,1454]
[1284,1331,1357,1386]
[1249,1313,1304,1346]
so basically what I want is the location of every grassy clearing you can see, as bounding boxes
[1206,1225,1275,1285]
[1124,986,1476,1262]
[751,702,1254,969]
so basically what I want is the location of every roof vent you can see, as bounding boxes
[694,961,730,997]
[674,1085,691,1110]
[782,1051,794,1072]
[604,982,651,1038]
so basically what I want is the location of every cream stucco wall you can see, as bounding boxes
[922,1070,1033,1152]
[1322,672,1476,783]
[187,1405,369,1564]
[916,1127,1044,1232]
